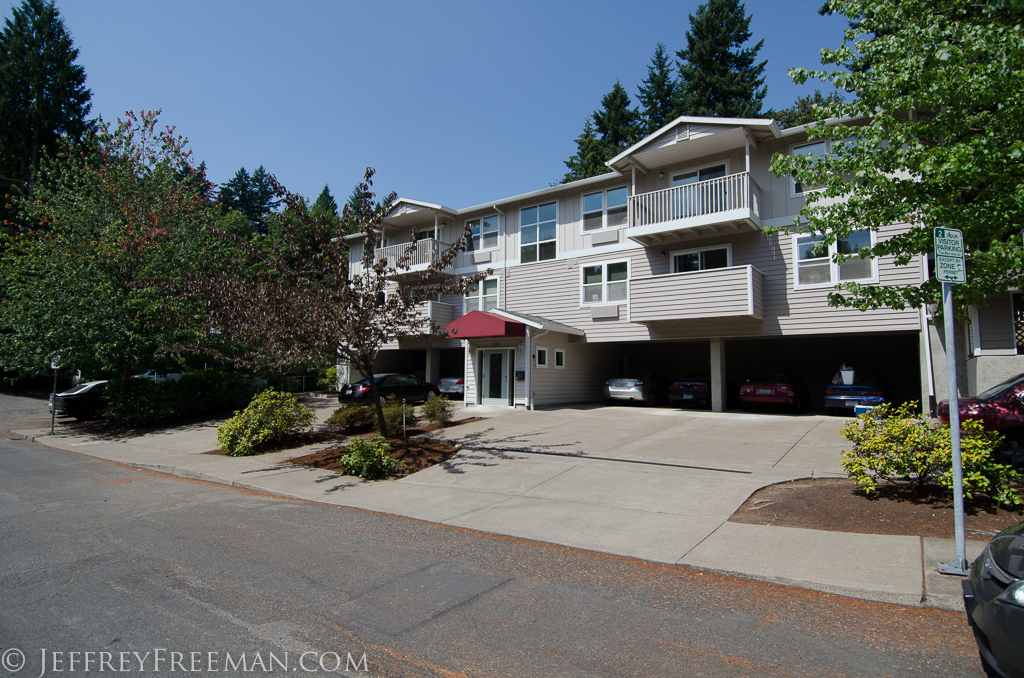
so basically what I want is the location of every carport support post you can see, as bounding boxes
[938,281,969,576]
[710,339,726,413]
[425,348,440,386]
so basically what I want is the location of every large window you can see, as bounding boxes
[582,261,629,305]
[465,278,498,313]
[795,229,874,287]
[521,202,556,263]
[466,215,498,251]
[671,244,730,273]
[790,140,828,195]
[582,187,628,231]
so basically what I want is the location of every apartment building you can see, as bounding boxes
[348,115,1024,411]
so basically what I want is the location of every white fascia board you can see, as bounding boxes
[458,171,622,215]
[776,114,869,138]
[390,197,459,215]
[606,115,781,167]
[488,309,587,336]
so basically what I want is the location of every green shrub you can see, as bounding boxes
[102,370,258,427]
[337,436,403,480]
[840,401,1022,507]
[325,403,375,431]
[421,393,456,426]
[377,395,417,434]
[103,377,177,426]
[317,366,339,391]
[216,389,316,457]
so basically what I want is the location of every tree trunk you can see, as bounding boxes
[364,364,388,438]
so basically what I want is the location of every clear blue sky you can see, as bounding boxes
[28,0,848,209]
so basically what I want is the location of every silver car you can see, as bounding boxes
[438,376,465,399]
[603,371,668,407]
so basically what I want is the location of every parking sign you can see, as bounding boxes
[934,228,966,284]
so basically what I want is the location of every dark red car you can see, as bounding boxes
[739,370,810,414]
[938,372,1024,469]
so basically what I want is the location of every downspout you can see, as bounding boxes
[528,329,549,410]
[493,204,507,309]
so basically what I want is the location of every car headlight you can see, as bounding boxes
[997,580,1024,608]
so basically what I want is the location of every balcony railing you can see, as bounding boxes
[629,265,764,324]
[627,172,761,242]
[374,238,450,269]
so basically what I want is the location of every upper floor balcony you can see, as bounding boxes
[629,264,764,324]
[626,172,762,246]
[374,238,453,278]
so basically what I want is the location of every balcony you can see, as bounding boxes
[374,238,453,279]
[627,172,762,246]
[629,265,763,324]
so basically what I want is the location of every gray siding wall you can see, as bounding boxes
[978,293,1018,354]
[630,265,762,323]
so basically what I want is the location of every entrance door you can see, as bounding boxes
[480,349,509,407]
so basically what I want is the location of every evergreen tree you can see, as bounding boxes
[0,0,93,225]
[218,167,252,219]
[637,43,678,134]
[772,90,844,129]
[217,165,280,235]
[674,0,768,118]
[592,80,640,154]
[312,184,338,217]
[561,118,611,184]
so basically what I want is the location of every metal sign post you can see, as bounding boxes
[934,228,969,576]
[49,354,60,436]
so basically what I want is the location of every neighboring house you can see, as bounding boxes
[346,115,1024,411]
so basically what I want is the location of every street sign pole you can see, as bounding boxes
[933,228,969,576]
[49,354,60,437]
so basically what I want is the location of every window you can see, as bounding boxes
[790,140,828,195]
[670,244,731,273]
[521,202,556,263]
[795,229,875,287]
[582,261,629,305]
[465,278,498,313]
[672,163,727,217]
[582,187,628,231]
[536,346,548,368]
[466,215,499,251]
[554,348,565,369]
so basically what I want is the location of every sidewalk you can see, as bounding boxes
[9,401,977,612]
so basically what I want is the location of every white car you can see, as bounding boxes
[133,369,185,384]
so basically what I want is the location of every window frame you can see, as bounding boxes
[670,160,730,187]
[536,346,549,368]
[554,348,565,369]
[580,259,631,307]
[792,229,878,290]
[464,214,500,252]
[789,139,830,197]
[463,276,500,314]
[668,243,733,274]
[519,201,557,264]
[581,185,629,233]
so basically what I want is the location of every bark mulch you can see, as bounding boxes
[729,477,1024,541]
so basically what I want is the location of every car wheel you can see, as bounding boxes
[999,430,1024,470]
[424,389,438,401]
[791,398,803,415]
[646,392,657,407]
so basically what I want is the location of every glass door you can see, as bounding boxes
[672,164,726,217]
[480,349,509,407]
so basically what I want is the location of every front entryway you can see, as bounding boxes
[480,349,511,407]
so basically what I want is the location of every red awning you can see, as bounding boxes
[446,311,526,338]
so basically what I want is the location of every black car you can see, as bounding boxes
[338,373,439,404]
[668,375,737,409]
[49,380,108,419]
[963,520,1024,678]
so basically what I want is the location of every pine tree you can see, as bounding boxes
[772,90,844,129]
[562,118,611,184]
[592,80,640,154]
[637,43,678,135]
[249,165,280,235]
[218,167,253,219]
[0,0,93,223]
[674,0,768,118]
[312,184,338,217]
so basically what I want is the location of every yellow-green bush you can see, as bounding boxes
[324,396,417,434]
[216,389,315,457]
[420,393,456,427]
[840,401,1021,507]
[337,435,404,480]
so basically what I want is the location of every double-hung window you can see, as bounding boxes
[582,261,629,305]
[464,278,498,313]
[671,244,730,273]
[582,187,628,231]
[795,229,875,287]
[521,202,556,263]
[466,215,498,252]
[791,140,828,196]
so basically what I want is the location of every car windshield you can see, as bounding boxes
[61,383,94,395]
[746,371,789,383]
[975,373,1024,400]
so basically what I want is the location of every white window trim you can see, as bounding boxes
[668,243,733,273]
[464,214,500,253]
[519,201,558,264]
[670,159,731,186]
[581,185,629,234]
[536,346,549,368]
[554,348,565,369]
[792,230,878,290]
[789,138,830,198]
[463,276,500,314]
[580,258,631,307]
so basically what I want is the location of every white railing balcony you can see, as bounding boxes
[374,238,452,277]
[627,172,762,245]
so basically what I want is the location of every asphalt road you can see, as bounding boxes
[0,432,985,678]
